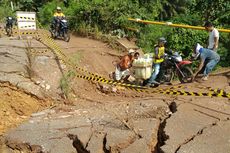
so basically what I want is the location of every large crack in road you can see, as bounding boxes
[1,99,169,153]
[157,101,177,153]
[160,96,230,153]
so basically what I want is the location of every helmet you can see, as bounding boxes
[57,7,61,10]
[158,37,167,44]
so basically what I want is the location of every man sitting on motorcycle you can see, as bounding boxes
[6,16,14,28]
[192,43,220,81]
[145,37,167,87]
[114,49,139,82]
[51,7,65,36]
[5,16,14,36]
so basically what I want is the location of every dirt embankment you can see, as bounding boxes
[0,83,50,135]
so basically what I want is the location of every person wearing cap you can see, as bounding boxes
[114,49,139,81]
[192,43,220,81]
[51,7,65,36]
[145,37,167,87]
[53,7,65,18]
[204,21,219,52]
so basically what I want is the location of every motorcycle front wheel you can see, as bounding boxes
[178,66,193,83]
[63,31,70,42]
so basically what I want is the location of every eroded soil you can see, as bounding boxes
[0,83,50,135]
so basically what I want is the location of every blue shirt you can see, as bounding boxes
[200,48,220,61]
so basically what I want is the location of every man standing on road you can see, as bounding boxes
[192,43,220,81]
[204,21,219,52]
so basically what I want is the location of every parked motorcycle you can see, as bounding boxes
[143,51,193,86]
[5,17,13,37]
[50,18,70,42]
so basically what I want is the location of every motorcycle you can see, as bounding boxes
[50,18,70,42]
[5,17,13,37]
[143,51,193,86]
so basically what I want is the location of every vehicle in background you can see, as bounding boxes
[50,18,70,42]
[5,17,14,37]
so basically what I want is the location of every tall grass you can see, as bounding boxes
[24,40,36,79]
[59,52,81,99]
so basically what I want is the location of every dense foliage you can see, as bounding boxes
[1,0,230,66]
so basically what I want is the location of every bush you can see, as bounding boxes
[38,1,63,27]
[0,1,14,22]
[218,33,230,66]
[167,28,207,57]
[137,25,172,53]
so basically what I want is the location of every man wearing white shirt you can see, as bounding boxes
[204,21,219,52]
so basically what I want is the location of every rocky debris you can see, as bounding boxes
[36,80,51,91]
[97,83,118,94]
[1,99,169,153]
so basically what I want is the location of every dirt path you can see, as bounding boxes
[54,35,145,102]
[54,35,230,102]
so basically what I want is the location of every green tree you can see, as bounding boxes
[191,0,230,26]
[159,0,189,20]
[0,0,14,20]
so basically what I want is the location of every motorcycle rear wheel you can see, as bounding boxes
[50,29,56,39]
[178,66,193,83]
[6,27,12,37]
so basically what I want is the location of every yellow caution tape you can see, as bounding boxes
[195,85,230,96]
[11,19,228,99]
[75,73,230,98]
[37,31,230,98]
[35,28,148,88]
